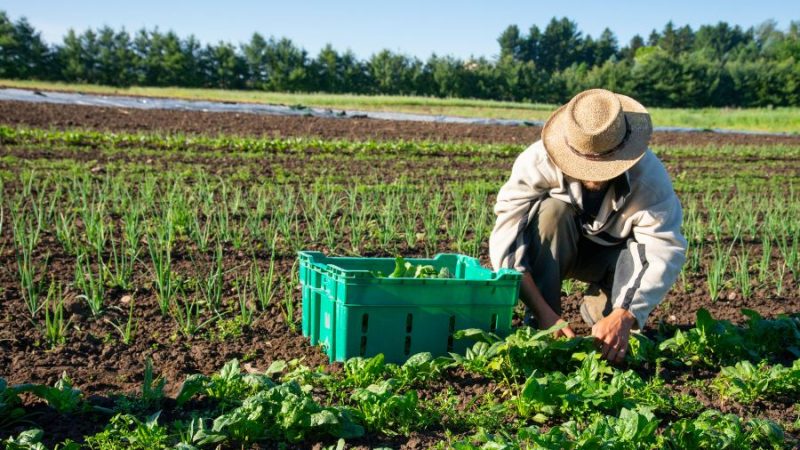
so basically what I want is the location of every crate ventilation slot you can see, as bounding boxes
[446,315,456,352]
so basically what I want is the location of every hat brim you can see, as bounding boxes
[542,94,652,182]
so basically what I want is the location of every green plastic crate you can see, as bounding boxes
[298,251,521,363]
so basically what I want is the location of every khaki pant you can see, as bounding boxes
[525,197,628,315]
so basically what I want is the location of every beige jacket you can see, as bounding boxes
[489,140,686,328]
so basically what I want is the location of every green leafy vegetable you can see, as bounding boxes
[84,413,170,450]
[379,256,452,279]
[194,382,363,444]
[16,372,82,414]
[351,379,434,435]
[176,359,273,408]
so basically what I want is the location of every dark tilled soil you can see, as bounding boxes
[0,253,327,397]
[1,99,799,447]
[1,234,798,446]
[3,100,800,146]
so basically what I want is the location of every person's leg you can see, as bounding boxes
[525,197,580,316]
[569,238,625,325]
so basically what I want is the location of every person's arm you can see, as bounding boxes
[489,143,557,272]
[519,272,575,338]
[487,144,573,335]
[593,193,687,363]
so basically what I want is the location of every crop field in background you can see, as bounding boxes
[2,80,800,134]
[0,101,799,449]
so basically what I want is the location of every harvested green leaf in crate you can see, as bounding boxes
[370,256,452,279]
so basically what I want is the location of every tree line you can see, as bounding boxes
[1,11,799,107]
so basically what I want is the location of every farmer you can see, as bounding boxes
[489,88,686,363]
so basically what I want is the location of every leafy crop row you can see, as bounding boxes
[3,309,798,448]
[0,125,523,158]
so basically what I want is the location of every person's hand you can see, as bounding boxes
[517,272,575,339]
[591,308,636,363]
[553,319,576,339]
[538,309,576,339]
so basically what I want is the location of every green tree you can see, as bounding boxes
[694,22,752,59]
[657,22,695,55]
[95,27,136,86]
[265,37,310,92]
[498,25,523,60]
[571,59,633,96]
[338,49,369,93]
[582,28,618,66]
[596,28,619,62]
[427,54,463,97]
[200,41,246,89]
[133,29,197,86]
[770,21,800,61]
[520,24,543,64]
[538,17,584,72]
[310,44,368,93]
[57,28,102,82]
[0,12,51,79]
[241,32,269,89]
[628,47,682,106]
[58,29,84,81]
[242,35,309,91]
[620,35,645,61]
[368,50,424,95]
[4,10,800,108]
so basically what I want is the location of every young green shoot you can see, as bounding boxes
[147,232,176,316]
[734,247,752,300]
[250,232,278,310]
[706,242,733,302]
[774,261,787,297]
[281,261,299,333]
[171,295,217,338]
[42,282,70,348]
[74,253,105,316]
[777,231,798,282]
[758,234,772,286]
[107,226,139,291]
[106,297,137,345]
[16,244,47,319]
[236,280,254,327]
[198,243,225,311]
[55,212,78,255]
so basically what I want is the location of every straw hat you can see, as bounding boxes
[542,89,652,182]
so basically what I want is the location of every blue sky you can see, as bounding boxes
[4,1,798,59]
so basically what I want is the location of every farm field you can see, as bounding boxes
[3,80,800,134]
[0,100,799,449]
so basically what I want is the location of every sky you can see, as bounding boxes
[3,1,799,60]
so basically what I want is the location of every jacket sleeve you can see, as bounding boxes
[612,193,687,329]
[489,144,554,272]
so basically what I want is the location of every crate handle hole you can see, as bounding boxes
[360,336,367,356]
[490,314,498,332]
[362,313,369,333]
[404,336,411,355]
[406,313,413,333]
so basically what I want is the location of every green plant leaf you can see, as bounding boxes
[176,374,210,406]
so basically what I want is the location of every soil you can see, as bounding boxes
[2,100,800,147]
[0,99,798,448]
